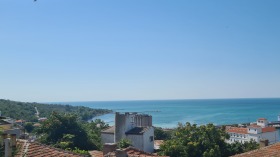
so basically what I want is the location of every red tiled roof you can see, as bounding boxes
[227,127,248,134]
[104,147,169,157]
[231,142,280,157]
[258,118,267,120]
[15,140,86,157]
[262,127,276,133]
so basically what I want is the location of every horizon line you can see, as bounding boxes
[42,97,280,104]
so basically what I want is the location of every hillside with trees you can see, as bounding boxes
[0,99,111,121]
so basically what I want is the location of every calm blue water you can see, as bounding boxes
[56,98,280,128]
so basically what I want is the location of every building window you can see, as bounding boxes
[150,136,153,142]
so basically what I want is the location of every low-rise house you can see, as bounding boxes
[226,118,279,145]
[101,112,154,153]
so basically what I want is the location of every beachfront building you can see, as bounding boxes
[226,118,279,145]
[101,112,154,153]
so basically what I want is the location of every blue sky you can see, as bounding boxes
[0,0,279,102]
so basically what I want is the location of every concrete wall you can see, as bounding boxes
[115,112,130,142]
[101,133,114,144]
[4,128,21,138]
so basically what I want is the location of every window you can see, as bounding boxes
[150,136,153,142]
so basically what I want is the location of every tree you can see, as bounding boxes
[36,112,100,151]
[24,122,35,133]
[154,127,172,140]
[158,122,259,157]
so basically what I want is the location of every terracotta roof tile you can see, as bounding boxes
[15,140,86,157]
[232,142,280,157]
[262,127,276,133]
[104,147,169,157]
[227,127,248,134]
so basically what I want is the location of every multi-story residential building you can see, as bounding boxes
[226,118,279,145]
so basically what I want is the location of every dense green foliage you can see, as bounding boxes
[158,122,259,157]
[154,127,172,140]
[36,112,109,151]
[0,99,111,121]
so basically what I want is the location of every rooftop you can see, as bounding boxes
[227,127,248,134]
[15,140,86,157]
[262,127,276,133]
[125,127,150,135]
[232,142,280,157]
[104,147,169,157]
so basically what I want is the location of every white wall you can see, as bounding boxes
[101,133,114,144]
[248,127,261,134]
[143,127,154,153]
[227,133,250,144]
[227,130,279,145]
[127,134,143,150]
[126,127,154,153]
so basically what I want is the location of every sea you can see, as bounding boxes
[57,98,280,128]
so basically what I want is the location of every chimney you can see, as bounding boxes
[4,138,12,157]
[103,143,117,155]
[260,139,269,148]
[10,134,17,147]
[115,149,127,157]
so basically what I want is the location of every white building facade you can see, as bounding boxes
[226,118,279,145]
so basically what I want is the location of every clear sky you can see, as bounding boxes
[0,0,280,102]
